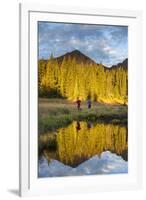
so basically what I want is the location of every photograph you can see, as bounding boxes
[38,21,128,178]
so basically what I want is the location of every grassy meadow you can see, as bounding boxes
[38,98,127,134]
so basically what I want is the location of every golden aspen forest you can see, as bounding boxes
[38,22,128,177]
[38,52,128,104]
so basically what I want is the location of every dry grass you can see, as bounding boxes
[38,98,128,134]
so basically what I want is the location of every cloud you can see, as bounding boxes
[38,22,128,66]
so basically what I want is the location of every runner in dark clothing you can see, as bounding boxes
[87,99,91,109]
[76,98,81,110]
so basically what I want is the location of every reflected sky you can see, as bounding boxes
[39,151,128,177]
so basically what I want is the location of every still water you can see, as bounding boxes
[38,121,128,177]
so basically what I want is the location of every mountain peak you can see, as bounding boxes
[53,49,96,65]
[70,49,81,54]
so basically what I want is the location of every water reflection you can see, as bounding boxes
[76,121,81,132]
[87,122,92,129]
[39,151,128,177]
[39,121,128,172]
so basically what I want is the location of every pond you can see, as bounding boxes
[38,121,128,177]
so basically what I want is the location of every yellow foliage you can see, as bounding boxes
[41,121,128,167]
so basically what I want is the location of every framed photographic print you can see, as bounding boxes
[19,3,143,197]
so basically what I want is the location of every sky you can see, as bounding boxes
[38,22,128,67]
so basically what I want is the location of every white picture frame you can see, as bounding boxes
[19,3,143,197]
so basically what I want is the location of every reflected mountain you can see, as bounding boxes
[39,121,128,170]
[39,151,128,177]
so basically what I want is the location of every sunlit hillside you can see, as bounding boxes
[38,50,128,104]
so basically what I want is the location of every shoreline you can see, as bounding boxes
[38,98,127,134]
